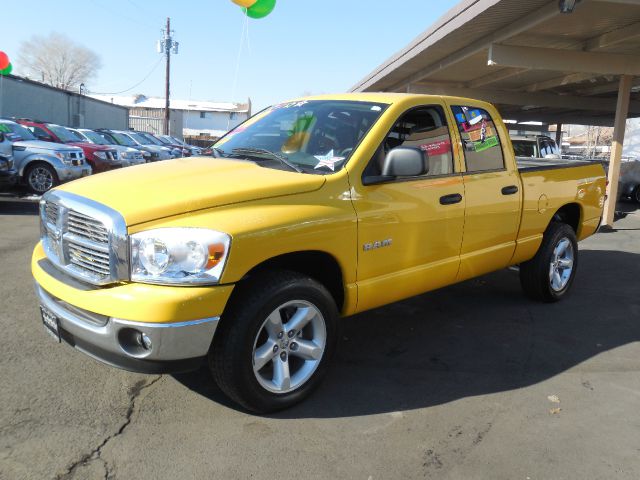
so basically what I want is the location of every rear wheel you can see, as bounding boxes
[520,222,578,302]
[209,270,339,413]
[633,185,640,204]
[25,163,58,194]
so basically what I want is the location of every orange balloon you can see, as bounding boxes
[0,52,9,71]
[231,0,257,7]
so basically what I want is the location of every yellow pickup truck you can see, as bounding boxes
[32,93,606,412]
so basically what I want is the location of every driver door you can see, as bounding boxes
[349,103,466,313]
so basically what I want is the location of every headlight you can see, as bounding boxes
[94,151,107,160]
[130,228,231,285]
[54,152,73,165]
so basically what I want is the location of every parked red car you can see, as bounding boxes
[17,119,124,173]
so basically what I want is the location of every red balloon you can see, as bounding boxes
[0,52,9,70]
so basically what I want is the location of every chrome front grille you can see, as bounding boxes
[40,191,128,286]
[68,210,109,243]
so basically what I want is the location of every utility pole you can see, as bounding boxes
[158,18,178,135]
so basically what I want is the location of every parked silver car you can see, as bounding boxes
[0,131,18,188]
[165,135,203,156]
[68,128,146,167]
[138,132,182,158]
[0,120,91,194]
[111,130,173,161]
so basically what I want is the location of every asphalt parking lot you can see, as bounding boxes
[1,194,639,480]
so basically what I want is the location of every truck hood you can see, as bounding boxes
[57,157,326,226]
[13,139,82,152]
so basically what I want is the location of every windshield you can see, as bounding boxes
[512,140,538,158]
[140,133,163,145]
[214,100,387,174]
[67,130,86,142]
[82,130,110,145]
[48,125,80,143]
[127,132,151,145]
[0,122,37,141]
[156,136,172,145]
[111,132,137,146]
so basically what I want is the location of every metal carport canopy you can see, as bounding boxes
[350,0,640,226]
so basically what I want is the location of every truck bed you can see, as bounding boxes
[516,157,598,172]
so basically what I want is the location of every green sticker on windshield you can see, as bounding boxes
[0,124,10,133]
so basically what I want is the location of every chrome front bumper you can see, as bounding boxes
[57,164,92,182]
[36,283,219,373]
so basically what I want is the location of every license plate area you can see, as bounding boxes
[40,305,61,342]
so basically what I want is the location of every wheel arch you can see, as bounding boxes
[549,202,581,234]
[19,155,59,177]
[232,250,346,313]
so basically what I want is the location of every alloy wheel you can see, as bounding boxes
[28,167,54,193]
[549,237,574,292]
[252,300,326,394]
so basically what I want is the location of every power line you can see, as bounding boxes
[89,57,163,95]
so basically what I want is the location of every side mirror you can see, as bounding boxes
[362,146,428,185]
[0,133,4,142]
[382,146,428,177]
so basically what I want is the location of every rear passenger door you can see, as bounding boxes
[447,103,522,281]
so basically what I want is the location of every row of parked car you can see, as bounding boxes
[0,118,203,194]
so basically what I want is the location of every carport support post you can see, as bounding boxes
[603,75,632,227]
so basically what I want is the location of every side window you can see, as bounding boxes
[30,126,49,139]
[364,105,454,178]
[452,106,504,172]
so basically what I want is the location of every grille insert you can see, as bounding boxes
[45,202,59,225]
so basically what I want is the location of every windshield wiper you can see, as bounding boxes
[231,147,302,173]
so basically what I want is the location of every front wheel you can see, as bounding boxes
[26,163,58,194]
[520,222,578,303]
[209,270,339,413]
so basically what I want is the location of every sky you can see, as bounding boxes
[3,0,460,111]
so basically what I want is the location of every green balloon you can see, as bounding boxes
[243,0,276,18]
[0,63,12,76]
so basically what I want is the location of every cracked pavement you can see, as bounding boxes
[2,197,640,479]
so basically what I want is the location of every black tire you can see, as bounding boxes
[25,162,59,194]
[520,222,578,303]
[633,186,640,204]
[209,270,339,413]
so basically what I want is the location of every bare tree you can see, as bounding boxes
[18,32,101,91]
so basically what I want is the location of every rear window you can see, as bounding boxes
[452,106,504,172]
[512,140,537,158]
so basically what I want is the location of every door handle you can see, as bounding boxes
[440,193,463,205]
[501,185,519,195]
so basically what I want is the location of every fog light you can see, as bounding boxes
[139,333,152,351]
